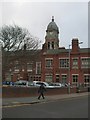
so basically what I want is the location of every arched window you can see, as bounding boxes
[52,41,54,49]
[48,42,50,49]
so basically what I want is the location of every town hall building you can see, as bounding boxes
[3,17,90,86]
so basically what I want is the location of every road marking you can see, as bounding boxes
[2,101,44,108]
[2,103,31,108]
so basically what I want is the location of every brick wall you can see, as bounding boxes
[2,87,78,98]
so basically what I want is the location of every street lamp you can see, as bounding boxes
[68,41,83,94]
[68,44,71,94]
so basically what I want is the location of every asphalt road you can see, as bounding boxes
[2,96,88,118]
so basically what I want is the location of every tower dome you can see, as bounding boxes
[44,16,59,50]
[46,16,59,33]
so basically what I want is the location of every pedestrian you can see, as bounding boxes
[38,83,46,99]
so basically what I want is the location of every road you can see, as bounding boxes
[2,96,88,118]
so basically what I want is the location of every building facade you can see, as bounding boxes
[3,17,90,86]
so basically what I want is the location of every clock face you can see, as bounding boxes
[50,31,53,35]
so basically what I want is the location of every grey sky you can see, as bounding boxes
[0,0,88,49]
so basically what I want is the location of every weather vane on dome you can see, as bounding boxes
[52,16,54,22]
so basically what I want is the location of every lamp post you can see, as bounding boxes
[68,44,71,94]
[68,41,83,94]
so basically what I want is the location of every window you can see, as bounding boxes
[36,62,41,74]
[56,74,60,82]
[48,42,55,49]
[48,42,50,49]
[14,61,20,72]
[61,75,67,83]
[84,74,90,86]
[72,58,78,69]
[60,58,69,68]
[5,73,12,81]
[22,64,25,72]
[45,75,53,83]
[72,75,78,84]
[52,42,54,49]
[45,59,53,68]
[81,57,90,68]
[27,63,33,72]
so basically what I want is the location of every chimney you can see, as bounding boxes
[72,38,79,53]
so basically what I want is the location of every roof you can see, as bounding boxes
[45,48,90,55]
[46,49,68,54]
[2,48,90,56]
[47,17,59,33]
[79,48,90,53]
[3,49,41,58]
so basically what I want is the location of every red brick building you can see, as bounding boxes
[3,17,90,86]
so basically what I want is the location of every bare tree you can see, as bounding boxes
[0,25,41,81]
[0,24,41,51]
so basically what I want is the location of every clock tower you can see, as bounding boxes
[45,16,59,50]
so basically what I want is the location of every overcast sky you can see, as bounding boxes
[0,0,89,49]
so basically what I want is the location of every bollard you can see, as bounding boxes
[68,85,70,94]
[76,86,80,93]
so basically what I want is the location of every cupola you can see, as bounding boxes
[44,16,59,50]
[46,16,59,33]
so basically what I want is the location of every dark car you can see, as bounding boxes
[2,81,14,86]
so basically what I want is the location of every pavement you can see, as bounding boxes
[1,92,89,107]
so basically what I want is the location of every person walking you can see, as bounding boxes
[38,83,46,99]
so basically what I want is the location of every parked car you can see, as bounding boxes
[61,83,69,87]
[48,82,62,88]
[31,81,55,88]
[2,81,14,86]
[14,80,28,87]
